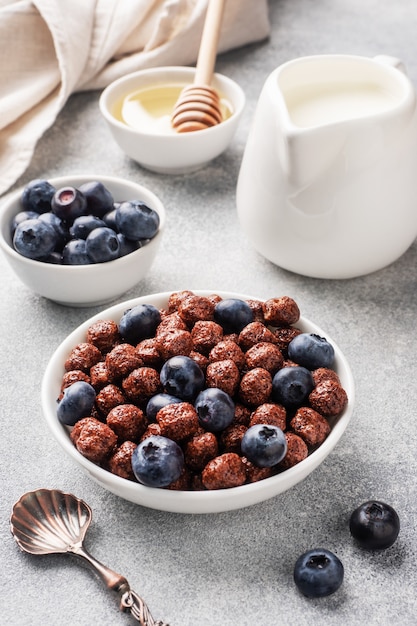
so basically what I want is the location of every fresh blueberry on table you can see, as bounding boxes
[69,215,106,239]
[160,355,205,402]
[119,303,161,344]
[51,186,88,221]
[21,179,56,213]
[85,226,120,263]
[57,381,96,426]
[145,393,183,422]
[349,500,400,550]
[293,548,344,598]
[272,366,315,409]
[213,298,254,333]
[241,424,287,467]
[115,200,160,240]
[78,180,114,217]
[13,218,58,259]
[288,333,335,370]
[194,387,235,432]
[62,239,92,265]
[131,435,184,487]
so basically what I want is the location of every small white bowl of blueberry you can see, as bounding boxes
[0,175,165,307]
[41,290,355,514]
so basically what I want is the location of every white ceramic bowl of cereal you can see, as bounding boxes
[41,290,354,514]
[99,67,245,174]
[0,175,165,307]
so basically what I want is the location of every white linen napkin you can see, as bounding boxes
[0,0,270,195]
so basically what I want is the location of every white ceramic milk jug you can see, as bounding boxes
[236,55,417,278]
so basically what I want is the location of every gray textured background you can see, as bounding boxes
[1,1,416,624]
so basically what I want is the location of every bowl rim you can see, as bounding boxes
[99,66,246,139]
[41,290,355,513]
[0,174,166,272]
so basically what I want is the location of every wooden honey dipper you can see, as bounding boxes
[171,0,226,133]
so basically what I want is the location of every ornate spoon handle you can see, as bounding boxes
[73,544,170,626]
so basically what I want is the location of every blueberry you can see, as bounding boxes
[272,366,315,409]
[131,435,184,487]
[117,233,142,257]
[160,355,205,402]
[115,200,160,240]
[38,212,69,249]
[13,218,58,259]
[42,251,63,264]
[288,333,335,370]
[11,210,40,233]
[103,208,119,231]
[85,226,120,263]
[69,215,106,239]
[57,381,96,426]
[62,239,92,265]
[145,393,183,422]
[294,548,344,598]
[241,424,287,467]
[78,181,114,218]
[213,298,254,333]
[21,179,56,214]
[194,388,235,432]
[119,303,161,344]
[51,186,88,221]
[349,500,400,550]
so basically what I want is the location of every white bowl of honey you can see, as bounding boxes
[99,66,245,175]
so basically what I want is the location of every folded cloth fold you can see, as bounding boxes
[0,0,270,195]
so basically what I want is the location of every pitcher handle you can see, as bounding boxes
[374,55,407,75]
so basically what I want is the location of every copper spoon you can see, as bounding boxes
[171,0,226,132]
[10,488,169,626]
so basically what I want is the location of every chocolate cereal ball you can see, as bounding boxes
[167,290,194,312]
[205,359,240,397]
[70,417,117,464]
[156,402,199,442]
[64,342,102,372]
[86,319,120,353]
[312,367,341,386]
[219,423,247,454]
[105,343,143,379]
[290,407,331,447]
[106,404,147,442]
[238,322,277,351]
[273,326,302,352]
[239,367,272,407]
[135,338,162,368]
[244,341,284,374]
[279,432,308,469]
[60,370,90,394]
[309,379,348,417]
[155,312,188,335]
[242,457,273,483]
[209,339,245,370]
[122,367,161,403]
[156,329,193,359]
[89,361,111,390]
[178,294,215,324]
[108,441,137,480]
[95,384,126,416]
[184,430,219,471]
[249,403,286,431]
[202,453,247,490]
[262,296,300,326]
[191,320,223,355]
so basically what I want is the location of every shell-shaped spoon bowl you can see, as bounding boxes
[11,488,91,555]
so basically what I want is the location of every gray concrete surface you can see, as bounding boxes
[1,1,416,624]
